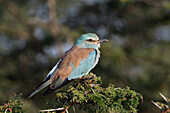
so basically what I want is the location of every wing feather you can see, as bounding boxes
[29,45,100,97]
[50,46,97,88]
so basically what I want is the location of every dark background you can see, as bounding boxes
[0,0,170,112]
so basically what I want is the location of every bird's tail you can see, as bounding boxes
[28,80,51,98]
[43,78,73,96]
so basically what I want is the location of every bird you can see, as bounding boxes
[28,33,108,98]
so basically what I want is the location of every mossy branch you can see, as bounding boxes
[0,73,143,113]
[40,73,143,113]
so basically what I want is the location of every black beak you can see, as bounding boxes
[98,39,109,43]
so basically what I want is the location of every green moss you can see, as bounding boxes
[52,73,143,113]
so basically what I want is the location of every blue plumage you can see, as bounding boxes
[28,33,108,98]
[68,49,96,80]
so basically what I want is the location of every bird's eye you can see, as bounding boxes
[87,39,93,42]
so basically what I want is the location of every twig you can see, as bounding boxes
[89,84,100,87]
[72,106,76,113]
[151,100,162,110]
[159,92,169,104]
[39,107,66,112]
[5,109,7,113]
[114,87,121,90]
[4,107,12,113]
[66,109,69,113]
[91,87,96,94]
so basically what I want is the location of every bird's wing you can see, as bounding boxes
[29,46,97,97]
[49,46,96,86]
[54,46,96,80]
[43,46,97,96]
[28,59,62,98]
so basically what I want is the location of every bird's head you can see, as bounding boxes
[75,33,108,49]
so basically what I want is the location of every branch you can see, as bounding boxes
[151,92,170,113]
[40,107,68,113]
[45,73,143,113]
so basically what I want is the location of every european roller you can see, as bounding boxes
[28,33,108,98]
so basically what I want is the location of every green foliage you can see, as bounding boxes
[1,0,170,112]
[53,73,143,113]
[0,93,25,113]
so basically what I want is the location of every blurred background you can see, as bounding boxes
[0,0,170,112]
